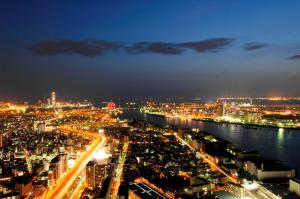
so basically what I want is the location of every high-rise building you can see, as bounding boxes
[0,134,4,148]
[86,161,96,189]
[51,91,56,106]
[59,154,68,175]
[48,155,60,186]
[222,102,226,117]
[86,161,108,190]
[48,165,56,187]
[48,154,68,186]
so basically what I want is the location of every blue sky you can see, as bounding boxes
[1,0,300,101]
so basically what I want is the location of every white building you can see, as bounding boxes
[290,178,300,197]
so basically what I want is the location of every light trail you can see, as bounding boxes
[68,175,86,199]
[43,127,105,199]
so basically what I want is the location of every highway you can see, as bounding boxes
[66,173,86,199]
[43,127,105,199]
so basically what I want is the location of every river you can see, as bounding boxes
[120,110,300,178]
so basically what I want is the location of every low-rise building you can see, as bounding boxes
[244,158,295,180]
[290,178,300,197]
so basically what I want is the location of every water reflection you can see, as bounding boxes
[120,111,300,178]
[277,128,285,143]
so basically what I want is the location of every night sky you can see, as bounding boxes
[1,1,300,102]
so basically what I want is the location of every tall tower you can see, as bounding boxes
[51,91,56,106]
[222,101,226,117]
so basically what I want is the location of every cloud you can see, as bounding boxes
[127,42,184,55]
[243,42,270,51]
[29,37,235,57]
[289,54,300,60]
[127,37,235,55]
[180,38,235,53]
[29,39,124,57]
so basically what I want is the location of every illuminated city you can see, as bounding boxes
[0,92,300,199]
[141,98,300,129]
[1,1,300,199]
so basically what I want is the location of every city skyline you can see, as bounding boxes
[1,95,300,198]
[1,1,300,101]
[2,2,300,198]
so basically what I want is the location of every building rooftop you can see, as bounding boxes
[50,155,60,164]
[129,182,167,199]
[87,160,96,167]
[290,178,300,184]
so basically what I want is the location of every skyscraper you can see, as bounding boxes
[51,91,56,106]
[86,161,108,190]
[48,154,68,186]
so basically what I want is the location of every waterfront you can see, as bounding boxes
[120,110,300,178]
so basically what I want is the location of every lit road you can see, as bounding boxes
[67,173,86,199]
[173,133,237,183]
[245,189,273,199]
[108,140,129,198]
[243,183,280,199]
[174,133,277,199]
[43,127,105,199]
